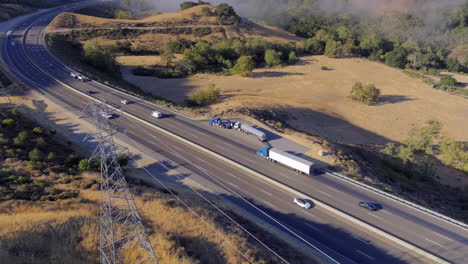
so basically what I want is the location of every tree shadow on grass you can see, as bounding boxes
[252,71,305,78]
[376,95,414,105]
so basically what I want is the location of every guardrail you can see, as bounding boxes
[324,169,468,230]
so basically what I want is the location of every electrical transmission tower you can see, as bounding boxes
[86,100,158,264]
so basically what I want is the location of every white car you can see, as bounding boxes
[152,111,162,119]
[70,72,78,78]
[77,75,89,82]
[101,112,112,119]
[294,198,312,209]
[121,100,130,105]
[10,41,15,47]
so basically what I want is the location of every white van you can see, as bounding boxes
[152,111,162,119]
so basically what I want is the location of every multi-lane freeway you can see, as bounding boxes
[1,2,468,264]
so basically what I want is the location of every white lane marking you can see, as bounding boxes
[381,211,392,215]
[262,190,273,196]
[191,133,199,139]
[226,172,238,178]
[262,200,275,209]
[431,232,454,242]
[305,223,321,232]
[356,250,375,260]
[195,157,206,163]
[280,173,290,178]
[244,159,255,164]
[303,211,319,219]
[425,238,446,248]
[327,186,340,193]
[221,141,231,146]
[353,236,370,245]
[318,191,332,198]
[367,213,384,221]
[197,167,208,174]
[227,181,239,188]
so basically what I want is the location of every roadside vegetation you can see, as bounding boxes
[349,82,381,105]
[0,105,317,263]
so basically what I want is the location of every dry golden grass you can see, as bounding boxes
[116,55,183,67]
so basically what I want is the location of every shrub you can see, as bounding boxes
[404,120,440,154]
[13,131,28,146]
[349,82,381,105]
[78,159,91,171]
[320,66,329,70]
[117,154,130,167]
[439,75,457,87]
[2,118,15,127]
[32,127,44,134]
[264,49,283,67]
[440,137,468,172]
[215,3,240,25]
[35,137,47,148]
[186,83,221,106]
[11,106,19,116]
[65,154,80,166]
[232,56,255,77]
[47,152,56,161]
[114,10,132,19]
[288,51,298,64]
[29,148,44,162]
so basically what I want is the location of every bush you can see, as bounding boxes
[440,137,467,172]
[29,148,44,162]
[47,152,56,161]
[215,3,240,25]
[32,127,44,134]
[288,51,298,64]
[232,56,255,77]
[114,10,132,19]
[65,154,80,166]
[186,83,221,106]
[11,107,19,116]
[439,75,457,87]
[2,118,15,127]
[264,49,283,67]
[78,159,91,171]
[13,131,28,146]
[349,82,381,105]
[320,66,329,70]
[117,154,130,167]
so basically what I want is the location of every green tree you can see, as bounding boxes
[385,48,409,68]
[160,47,176,66]
[78,159,91,171]
[396,146,415,163]
[440,137,468,172]
[47,152,56,161]
[32,127,44,134]
[324,40,343,58]
[349,82,381,105]
[215,3,240,25]
[114,10,133,19]
[381,143,396,156]
[13,131,28,146]
[65,154,79,166]
[264,49,283,67]
[11,106,19,116]
[29,148,44,162]
[186,83,221,106]
[83,40,116,72]
[404,120,440,154]
[288,51,298,64]
[2,118,15,128]
[117,154,130,167]
[440,75,457,87]
[446,58,462,72]
[232,56,255,77]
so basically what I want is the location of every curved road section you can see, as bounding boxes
[1,3,467,264]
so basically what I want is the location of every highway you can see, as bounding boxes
[1,3,467,263]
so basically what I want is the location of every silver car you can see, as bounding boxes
[294,198,312,209]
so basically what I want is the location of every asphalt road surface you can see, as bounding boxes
[1,3,467,264]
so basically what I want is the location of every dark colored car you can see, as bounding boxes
[359,201,380,211]
[86,90,95,95]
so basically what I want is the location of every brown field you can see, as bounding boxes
[121,55,468,146]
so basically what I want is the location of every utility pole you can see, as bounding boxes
[86,100,157,264]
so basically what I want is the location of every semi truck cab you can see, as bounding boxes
[256,147,270,159]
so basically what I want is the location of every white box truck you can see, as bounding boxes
[256,147,313,175]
